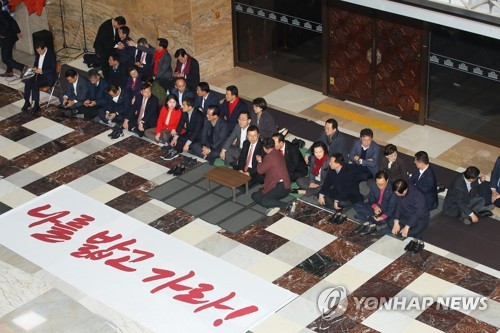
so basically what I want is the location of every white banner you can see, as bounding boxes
[0,186,296,332]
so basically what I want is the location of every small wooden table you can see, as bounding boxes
[203,166,252,202]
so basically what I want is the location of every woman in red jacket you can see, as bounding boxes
[145,94,182,146]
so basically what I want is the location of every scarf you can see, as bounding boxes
[312,155,327,176]
[153,49,166,75]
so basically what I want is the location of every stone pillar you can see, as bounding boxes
[13,2,49,55]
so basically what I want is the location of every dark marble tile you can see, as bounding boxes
[56,131,91,148]
[12,150,47,168]
[320,238,365,265]
[113,136,145,153]
[105,193,148,213]
[314,219,359,238]
[133,142,164,162]
[46,166,85,184]
[292,201,332,226]
[457,268,498,297]
[273,267,321,295]
[108,173,150,192]
[416,302,466,332]
[254,212,284,229]
[375,260,423,288]
[7,110,39,124]
[308,315,360,332]
[1,126,36,142]
[489,280,500,302]
[127,183,156,202]
[343,294,378,323]
[426,257,472,284]
[341,229,384,249]
[242,229,288,254]
[69,155,107,175]
[0,159,23,177]
[0,119,17,134]
[76,121,109,136]
[149,209,196,234]
[449,315,498,333]
[92,146,128,164]
[59,117,87,130]
[297,252,342,279]
[352,277,403,300]
[23,178,61,196]
[349,324,380,333]
[35,140,69,158]
[220,224,264,243]
[399,249,442,271]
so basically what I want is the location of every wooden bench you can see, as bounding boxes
[203,166,252,202]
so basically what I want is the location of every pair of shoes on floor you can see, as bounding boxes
[437,183,446,193]
[108,126,124,139]
[21,101,30,112]
[289,189,299,194]
[291,138,305,149]
[182,156,197,168]
[161,149,178,161]
[0,71,14,78]
[286,201,297,216]
[353,222,376,235]
[477,210,493,217]
[266,207,281,217]
[31,104,40,115]
[278,127,289,137]
[404,239,425,253]
[167,164,186,176]
[328,211,347,225]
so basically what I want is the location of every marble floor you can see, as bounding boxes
[0,51,499,333]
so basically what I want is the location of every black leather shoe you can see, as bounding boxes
[328,212,339,224]
[404,240,416,251]
[32,104,40,115]
[359,224,376,235]
[437,183,446,193]
[167,165,179,175]
[21,101,30,112]
[289,189,299,194]
[412,241,425,253]
[477,210,493,217]
[353,223,368,234]
[334,213,347,225]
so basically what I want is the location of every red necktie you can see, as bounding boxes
[244,144,254,172]
[281,149,284,156]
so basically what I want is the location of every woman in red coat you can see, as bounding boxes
[145,94,182,145]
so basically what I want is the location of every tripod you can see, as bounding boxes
[56,0,80,54]
[75,0,90,57]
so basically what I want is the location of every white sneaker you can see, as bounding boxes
[288,201,296,216]
[266,207,280,216]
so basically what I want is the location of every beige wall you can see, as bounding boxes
[45,0,234,79]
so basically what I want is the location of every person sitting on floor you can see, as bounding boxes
[220,110,252,167]
[349,128,381,182]
[81,69,110,121]
[294,141,329,197]
[190,105,228,164]
[146,94,182,148]
[60,68,91,118]
[353,170,397,235]
[123,83,159,137]
[220,85,247,136]
[171,77,194,106]
[389,179,429,253]
[194,81,219,115]
[443,166,493,225]
[409,151,438,211]
[124,66,144,105]
[107,51,127,89]
[233,125,265,187]
[101,84,131,128]
[490,156,500,208]
[252,97,276,139]
[272,132,308,182]
[382,143,408,182]
[251,137,292,216]
[304,118,348,164]
[318,153,363,212]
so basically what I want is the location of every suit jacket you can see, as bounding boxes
[220,98,247,135]
[200,117,228,159]
[223,124,247,152]
[107,63,127,89]
[367,181,397,220]
[349,140,382,176]
[128,94,160,129]
[306,130,348,160]
[109,89,131,116]
[137,45,173,80]
[319,163,363,203]
[171,87,195,105]
[236,140,264,176]
[134,48,154,76]
[393,184,430,227]
[443,174,480,217]
[252,111,276,139]
[307,156,330,187]
[176,109,204,144]
[382,156,408,182]
[257,149,291,193]
[409,166,438,210]
[491,156,500,192]
[116,37,134,68]
[124,77,143,100]
[89,78,110,108]
[174,55,200,93]
[195,92,220,115]
[64,75,91,107]
[93,19,118,59]
[33,48,57,86]
[0,11,21,41]
[282,141,308,180]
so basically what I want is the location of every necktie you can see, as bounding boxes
[202,97,206,109]
[281,149,284,156]
[140,52,146,64]
[138,98,147,120]
[244,144,254,172]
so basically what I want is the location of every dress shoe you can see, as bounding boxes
[477,210,493,217]
[167,165,179,175]
[173,165,186,176]
[404,240,417,252]
[412,241,425,253]
[32,104,40,115]
[359,224,376,235]
[161,145,172,151]
[334,213,347,225]
[462,216,472,225]
[0,71,14,77]
[353,223,368,234]
[21,101,30,112]
[161,150,178,161]
[286,201,297,216]
[289,189,299,194]
[437,183,446,193]
[328,212,339,224]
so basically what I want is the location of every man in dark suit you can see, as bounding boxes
[318,153,363,211]
[220,110,252,166]
[171,78,195,106]
[174,48,200,94]
[389,179,430,253]
[490,156,500,207]
[220,85,247,136]
[349,128,381,181]
[93,16,126,79]
[190,105,228,164]
[354,170,397,235]
[106,52,127,89]
[272,133,307,182]
[60,69,91,117]
[409,151,438,211]
[133,38,154,77]
[80,69,110,121]
[234,125,265,187]
[115,26,134,69]
[305,118,348,164]
[124,83,159,137]
[0,11,28,78]
[22,41,57,114]
[195,81,219,115]
[101,84,131,126]
[166,97,204,160]
[443,166,491,225]
[251,137,291,216]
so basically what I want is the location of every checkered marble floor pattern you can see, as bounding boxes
[1,84,500,332]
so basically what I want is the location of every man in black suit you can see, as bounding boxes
[22,41,57,114]
[166,97,204,160]
[190,105,228,164]
[93,16,126,79]
[124,83,159,137]
[115,26,134,69]
[60,69,91,117]
[0,11,28,78]
[133,38,154,77]
[348,128,382,181]
[101,84,131,126]
[80,69,110,121]
[195,81,219,115]
[491,156,500,207]
[220,85,247,135]
[220,110,252,166]
[234,125,265,186]
[409,151,438,211]
[318,153,363,211]
[106,52,127,89]
[171,77,194,106]
[443,166,492,225]
[174,48,200,94]
[272,133,307,182]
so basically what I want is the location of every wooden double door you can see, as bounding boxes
[327,2,428,122]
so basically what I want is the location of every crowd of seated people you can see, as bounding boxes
[18,15,499,252]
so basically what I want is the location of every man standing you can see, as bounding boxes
[251,138,291,216]
[272,133,307,182]
[93,16,126,79]
[220,110,252,166]
[174,48,200,94]
[190,105,228,164]
[220,85,247,135]
[22,41,56,114]
[409,151,438,211]
[305,118,348,164]
[349,128,381,181]
[0,10,28,78]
